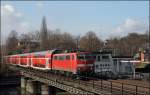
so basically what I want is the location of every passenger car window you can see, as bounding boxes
[59,56,65,60]
[72,55,74,60]
[54,56,57,60]
[66,55,70,60]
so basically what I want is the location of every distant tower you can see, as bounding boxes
[40,16,49,50]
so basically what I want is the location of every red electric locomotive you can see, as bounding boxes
[52,52,95,76]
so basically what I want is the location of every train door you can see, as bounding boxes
[125,62,134,74]
[66,54,71,72]
[113,59,118,74]
[118,60,122,74]
[46,54,52,70]
[28,57,31,67]
[18,56,20,65]
[28,54,32,67]
[71,54,76,74]
[45,57,49,69]
[95,55,101,74]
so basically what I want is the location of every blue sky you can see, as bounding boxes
[1,1,149,43]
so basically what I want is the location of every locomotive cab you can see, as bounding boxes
[76,53,95,76]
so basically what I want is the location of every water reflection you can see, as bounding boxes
[0,86,20,95]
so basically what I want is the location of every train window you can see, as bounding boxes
[113,59,117,64]
[95,65,99,69]
[77,56,84,60]
[102,55,109,59]
[97,56,101,61]
[57,56,59,60]
[85,56,91,60]
[119,62,122,66]
[72,55,74,60]
[54,56,57,60]
[100,64,102,67]
[92,56,96,60]
[66,55,70,60]
[59,56,65,60]
[102,55,110,61]
[57,56,60,60]
[34,55,45,58]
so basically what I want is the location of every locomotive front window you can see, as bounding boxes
[77,54,94,60]
[102,55,110,61]
[85,55,94,60]
[77,56,84,60]
[102,55,109,59]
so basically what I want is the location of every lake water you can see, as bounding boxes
[0,86,20,95]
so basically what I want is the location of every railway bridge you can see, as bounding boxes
[8,65,149,95]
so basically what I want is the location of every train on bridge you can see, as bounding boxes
[5,49,95,78]
[4,49,134,79]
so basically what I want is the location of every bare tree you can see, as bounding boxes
[106,32,148,56]
[59,32,76,49]
[28,31,40,41]
[6,30,19,54]
[48,29,62,49]
[79,31,103,51]
[47,29,76,50]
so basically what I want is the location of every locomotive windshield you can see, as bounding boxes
[77,54,95,60]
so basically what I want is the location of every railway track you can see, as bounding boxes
[85,79,149,95]
[110,79,150,87]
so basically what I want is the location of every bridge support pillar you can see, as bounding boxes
[49,86,57,95]
[21,77,41,95]
[21,77,27,95]
[41,84,58,95]
[35,81,41,95]
[26,79,36,95]
[41,84,50,95]
[21,77,27,89]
